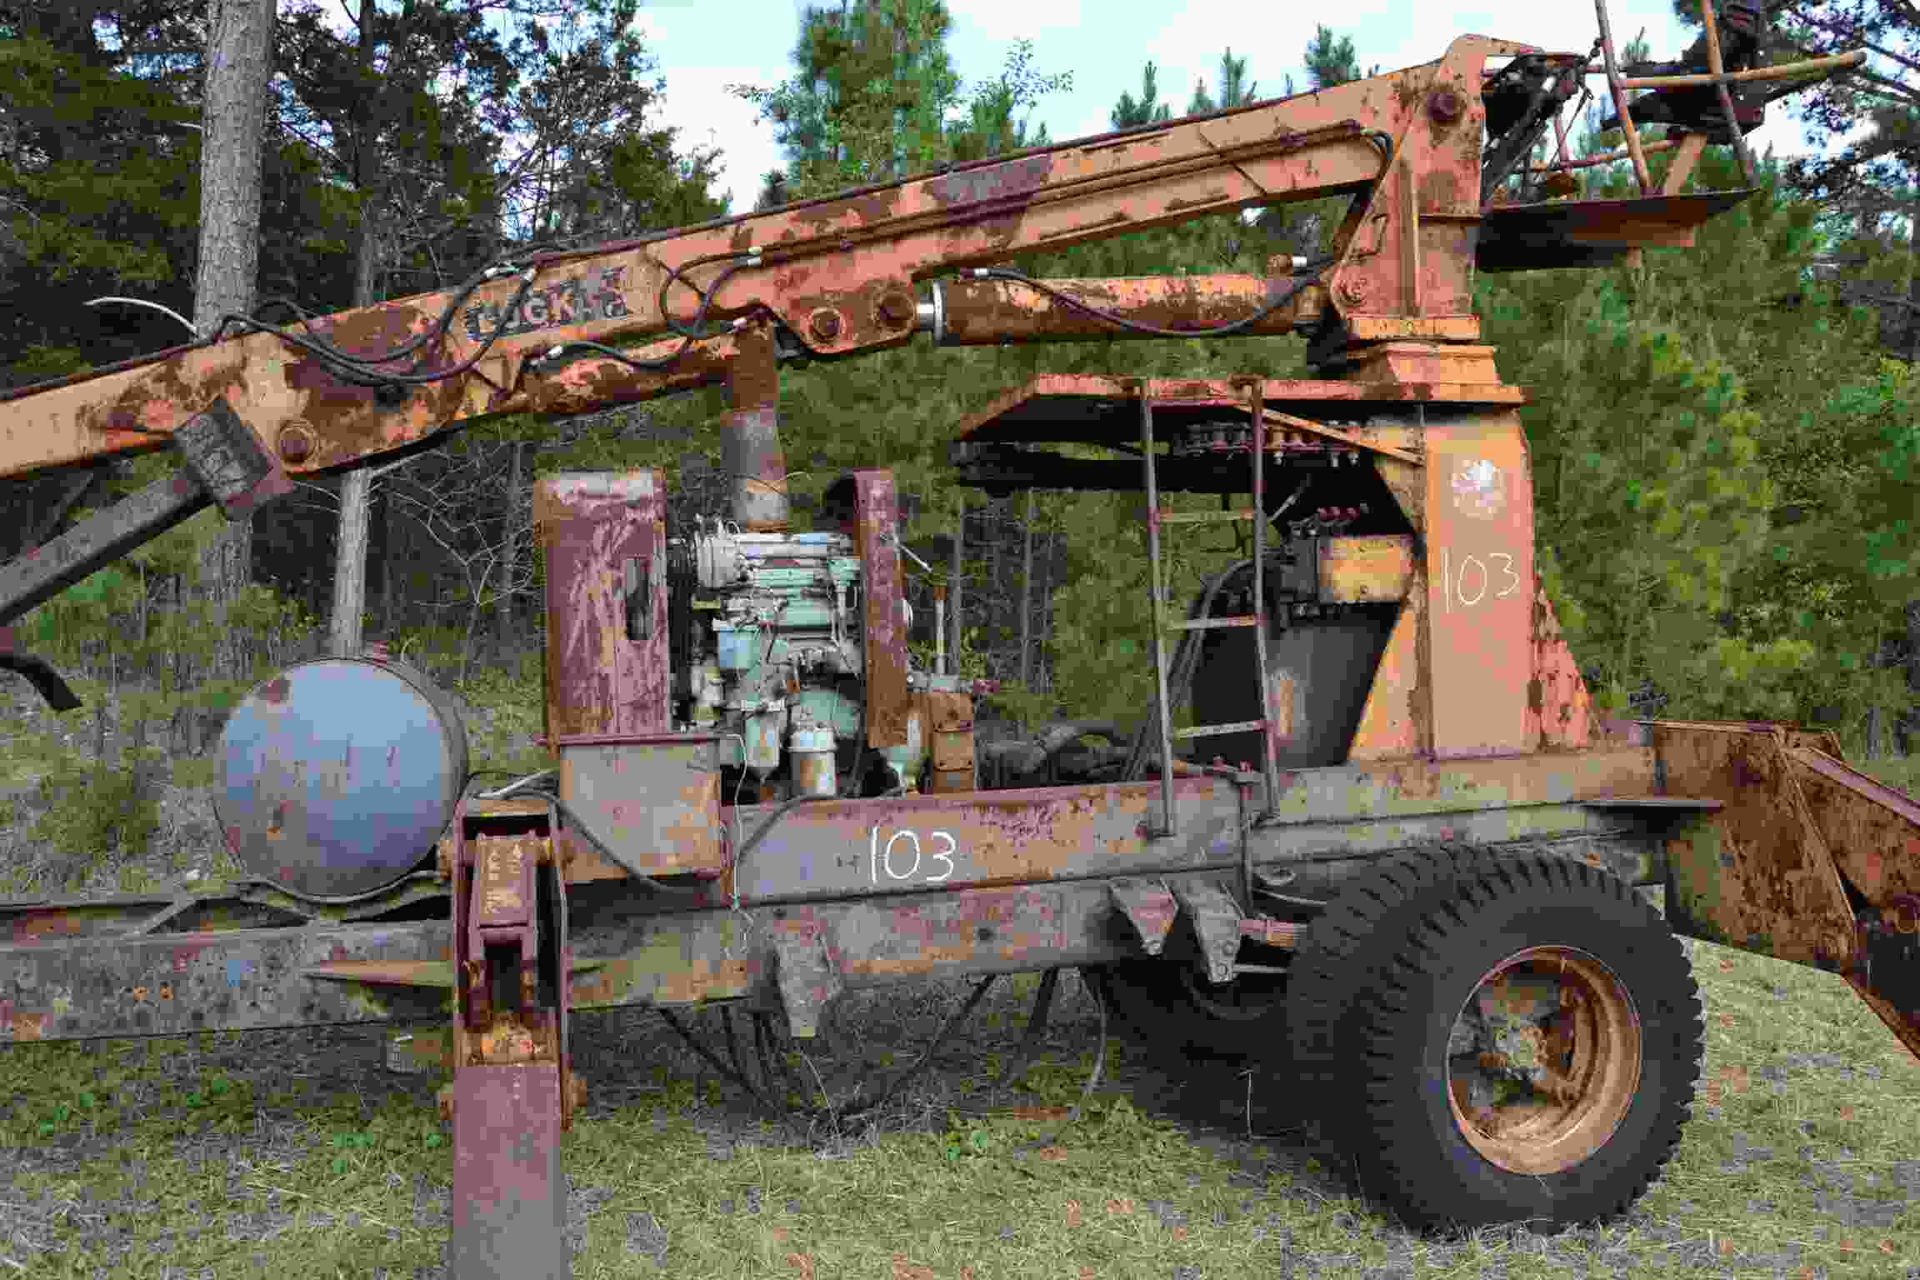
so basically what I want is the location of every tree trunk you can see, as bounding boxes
[327,1,381,660]
[1900,597,1920,759]
[1018,489,1035,691]
[381,478,399,634]
[192,0,275,679]
[949,500,965,674]
[496,440,523,657]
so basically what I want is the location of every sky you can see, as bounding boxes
[632,0,1831,214]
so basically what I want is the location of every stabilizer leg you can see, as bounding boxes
[445,798,577,1278]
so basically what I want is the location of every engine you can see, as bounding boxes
[670,520,881,798]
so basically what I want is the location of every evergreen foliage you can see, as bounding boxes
[4,3,1920,858]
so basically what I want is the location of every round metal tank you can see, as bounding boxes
[214,656,469,900]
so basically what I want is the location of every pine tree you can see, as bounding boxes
[1110,61,1171,130]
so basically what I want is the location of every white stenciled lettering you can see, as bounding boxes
[1456,554,1488,607]
[1442,547,1524,611]
[1490,552,1522,599]
[869,826,961,884]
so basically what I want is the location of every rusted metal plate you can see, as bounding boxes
[558,738,724,876]
[1171,879,1243,984]
[1526,587,1593,751]
[1422,416,1536,758]
[854,470,910,750]
[1317,535,1415,603]
[1784,744,1920,905]
[171,395,292,517]
[921,689,977,789]
[474,834,535,931]
[1653,723,1857,967]
[770,923,843,1039]
[955,375,1524,447]
[722,321,788,530]
[535,470,668,740]
[1477,190,1754,272]
[1106,879,1177,955]
[0,922,451,1041]
[1257,747,1655,823]
[1347,595,1426,760]
[450,1064,566,1280]
[933,274,1321,345]
[728,779,1243,903]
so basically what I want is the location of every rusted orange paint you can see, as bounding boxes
[1346,591,1426,760]
[1655,723,1858,967]
[1423,417,1535,758]
[657,957,753,1005]
[1527,588,1593,751]
[1318,535,1416,603]
[937,275,1321,345]
[1785,743,1920,904]
[304,959,455,988]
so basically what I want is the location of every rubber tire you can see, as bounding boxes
[1305,850,1704,1231]
[1285,844,1508,1130]
[1083,914,1289,1064]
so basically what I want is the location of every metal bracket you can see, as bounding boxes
[1171,879,1244,985]
[446,801,571,1280]
[1107,877,1177,956]
[771,922,843,1039]
[173,397,293,516]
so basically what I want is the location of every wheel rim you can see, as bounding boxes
[1444,945,1642,1176]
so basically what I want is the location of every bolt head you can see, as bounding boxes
[877,291,915,328]
[1429,89,1464,125]
[808,308,843,341]
[276,425,314,464]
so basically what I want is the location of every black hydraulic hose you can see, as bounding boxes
[970,256,1335,340]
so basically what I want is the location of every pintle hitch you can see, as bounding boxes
[441,793,580,1280]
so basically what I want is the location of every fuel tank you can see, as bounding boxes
[213,655,468,899]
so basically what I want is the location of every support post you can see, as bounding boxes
[1700,0,1756,182]
[1140,389,1176,837]
[1594,0,1653,196]
[722,320,788,531]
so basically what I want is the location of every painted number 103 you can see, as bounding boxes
[868,825,958,884]
[1440,549,1522,612]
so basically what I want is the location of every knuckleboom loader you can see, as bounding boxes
[0,12,1911,1276]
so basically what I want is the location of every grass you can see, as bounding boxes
[0,947,1916,1278]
